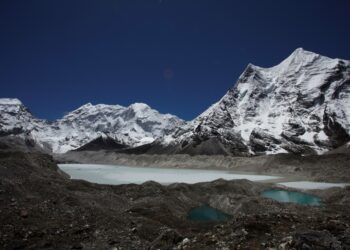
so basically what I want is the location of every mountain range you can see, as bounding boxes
[0,99,185,153]
[1,48,349,155]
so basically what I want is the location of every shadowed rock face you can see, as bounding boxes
[74,136,128,151]
[323,111,350,148]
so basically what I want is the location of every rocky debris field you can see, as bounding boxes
[1,151,350,249]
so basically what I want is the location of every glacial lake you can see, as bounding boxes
[262,189,321,206]
[187,205,231,222]
[58,164,280,185]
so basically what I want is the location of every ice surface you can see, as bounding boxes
[58,164,280,185]
[278,181,349,190]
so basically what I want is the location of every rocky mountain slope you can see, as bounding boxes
[0,99,186,153]
[156,48,350,155]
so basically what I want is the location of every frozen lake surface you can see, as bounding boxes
[278,181,348,190]
[262,190,321,206]
[58,164,280,185]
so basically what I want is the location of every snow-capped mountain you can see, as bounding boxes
[0,98,47,136]
[0,99,186,153]
[160,48,350,155]
[1,48,349,155]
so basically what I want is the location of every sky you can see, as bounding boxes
[1,0,349,121]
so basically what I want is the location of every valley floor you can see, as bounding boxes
[0,150,350,249]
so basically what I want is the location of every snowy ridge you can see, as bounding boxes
[0,100,186,153]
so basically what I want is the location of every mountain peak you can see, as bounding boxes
[129,103,151,111]
[289,47,319,58]
[241,49,322,76]
[281,48,319,65]
[74,102,125,111]
[293,47,306,53]
[246,63,258,69]
[80,102,93,108]
[0,98,23,106]
[268,48,324,74]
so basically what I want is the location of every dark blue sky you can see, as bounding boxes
[1,0,349,121]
